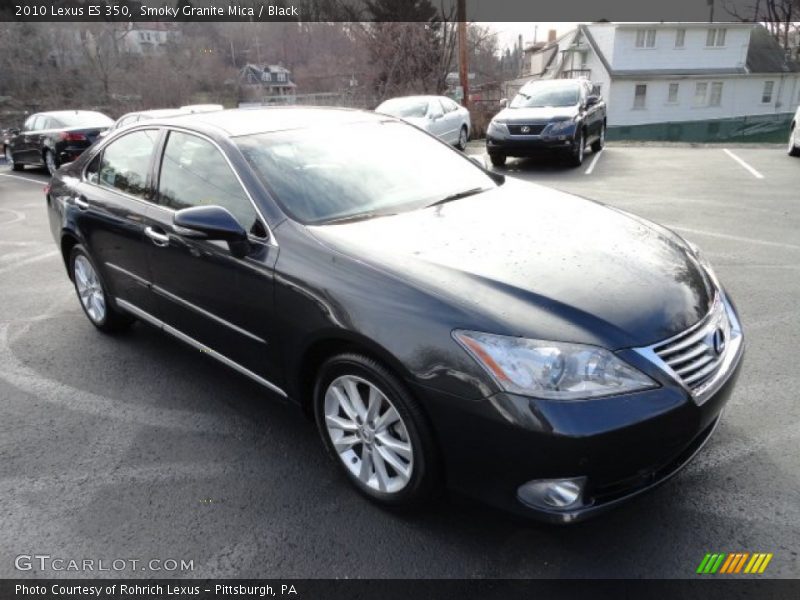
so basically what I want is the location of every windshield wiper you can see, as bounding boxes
[323,210,398,225]
[426,187,489,208]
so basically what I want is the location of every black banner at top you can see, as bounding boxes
[0,0,772,22]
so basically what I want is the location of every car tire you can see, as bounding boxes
[569,129,585,167]
[6,146,23,171]
[489,153,507,167]
[69,245,134,333]
[591,122,606,153]
[44,149,58,176]
[456,125,468,151]
[789,125,800,157]
[314,352,442,509]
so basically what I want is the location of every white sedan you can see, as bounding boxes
[789,105,800,157]
[376,95,471,150]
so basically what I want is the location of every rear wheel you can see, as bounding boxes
[44,150,58,176]
[456,125,468,151]
[789,125,800,157]
[6,146,23,171]
[591,122,606,153]
[489,153,507,167]
[69,245,134,333]
[314,353,441,509]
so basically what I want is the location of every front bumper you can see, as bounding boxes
[412,299,745,523]
[486,129,578,157]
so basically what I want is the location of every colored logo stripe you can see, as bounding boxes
[697,552,773,574]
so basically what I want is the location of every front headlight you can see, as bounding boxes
[453,331,657,400]
[546,119,576,135]
[488,120,508,134]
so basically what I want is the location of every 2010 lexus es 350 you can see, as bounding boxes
[46,108,744,522]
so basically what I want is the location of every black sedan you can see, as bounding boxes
[487,79,606,167]
[6,110,112,175]
[45,108,743,522]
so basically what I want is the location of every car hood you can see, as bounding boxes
[495,105,579,122]
[309,181,715,349]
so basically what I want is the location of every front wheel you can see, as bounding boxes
[569,129,585,167]
[44,150,58,176]
[456,125,468,151]
[69,245,134,333]
[591,123,606,153]
[789,126,800,157]
[314,353,441,509]
[489,152,507,167]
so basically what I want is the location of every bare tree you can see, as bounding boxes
[723,0,799,52]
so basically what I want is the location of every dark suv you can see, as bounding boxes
[486,79,606,167]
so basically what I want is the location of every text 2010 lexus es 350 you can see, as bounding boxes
[46,108,744,522]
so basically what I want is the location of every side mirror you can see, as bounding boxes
[429,111,443,121]
[173,205,249,257]
[10,128,19,135]
[586,95,600,107]
[499,98,508,108]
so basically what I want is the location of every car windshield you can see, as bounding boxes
[510,83,580,108]
[236,120,496,225]
[53,112,113,128]
[375,98,429,118]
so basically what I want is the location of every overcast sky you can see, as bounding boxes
[486,22,583,50]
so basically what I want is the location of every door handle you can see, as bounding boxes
[73,196,89,210]
[144,226,170,247]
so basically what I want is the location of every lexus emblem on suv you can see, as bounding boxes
[520,125,531,134]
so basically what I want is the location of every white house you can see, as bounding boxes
[518,23,800,141]
[120,23,179,55]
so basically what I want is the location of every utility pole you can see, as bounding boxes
[457,0,469,109]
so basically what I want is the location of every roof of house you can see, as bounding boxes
[580,23,800,78]
[240,64,296,86]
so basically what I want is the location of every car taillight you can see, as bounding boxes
[44,184,51,195]
[60,132,87,141]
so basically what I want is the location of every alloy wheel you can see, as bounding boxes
[323,374,413,494]
[789,128,797,153]
[4,146,12,164]
[74,255,106,324]
[45,151,57,176]
[459,127,468,149]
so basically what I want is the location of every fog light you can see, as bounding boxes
[517,477,586,511]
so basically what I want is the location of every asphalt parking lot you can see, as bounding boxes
[0,144,798,579]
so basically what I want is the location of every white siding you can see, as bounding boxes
[607,75,800,126]
[610,25,751,71]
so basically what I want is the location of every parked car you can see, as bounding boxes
[486,79,606,167]
[46,108,743,523]
[375,95,471,150]
[6,110,113,175]
[110,104,224,134]
[788,105,800,157]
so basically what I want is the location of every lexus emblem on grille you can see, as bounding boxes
[712,328,726,355]
[520,125,531,133]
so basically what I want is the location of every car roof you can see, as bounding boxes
[123,109,192,120]
[37,110,108,118]
[379,95,448,104]
[151,106,386,137]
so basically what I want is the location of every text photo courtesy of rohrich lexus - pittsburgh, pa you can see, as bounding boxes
[0,0,799,598]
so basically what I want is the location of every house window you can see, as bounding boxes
[277,73,286,82]
[635,29,656,48]
[667,82,679,103]
[709,82,723,106]
[633,84,647,109]
[706,28,726,47]
[694,82,708,106]
[762,80,774,103]
[675,29,685,48]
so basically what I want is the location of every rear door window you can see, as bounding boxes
[97,129,159,199]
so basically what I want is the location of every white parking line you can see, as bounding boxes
[671,225,800,251]
[0,172,47,185]
[0,250,59,275]
[723,149,765,179]
[584,149,603,175]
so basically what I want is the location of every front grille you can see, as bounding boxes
[508,124,546,136]
[651,297,732,395]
